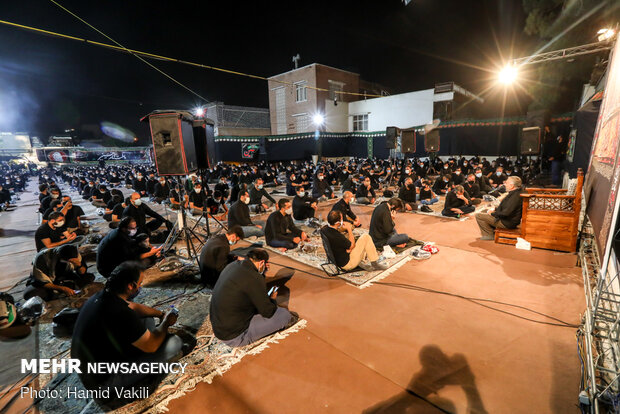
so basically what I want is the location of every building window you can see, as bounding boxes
[353,114,368,131]
[293,113,309,132]
[328,80,344,101]
[295,81,307,102]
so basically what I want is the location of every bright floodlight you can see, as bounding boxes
[598,28,615,42]
[194,107,205,117]
[498,65,518,84]
[313,114,325,126]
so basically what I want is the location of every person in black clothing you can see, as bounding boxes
[442,185,475,217]
[146,173,157,196]
[91,184,111,207]
[81,181,96,200]
[292,187,317,221]
[38,184,49,212]
[320,210,387,271]
[549,135,566,186]
[432,175,452,196]
[452,168,465,186]
[103,194,122,222]
[265,199,308,250]
[489,166,508,190]
[189,183,208,215]
[311,171,335,200]
[209,248,295,348]
[249,178,276,213]
[475,176,524,240]
[285,172,302,196]
[228,190,265,238]
[341,174,358,194]
[153,177,170,203]
[474,168,492,194]
[123,192,171,235]
[132,173,147,196]
[35,211,76,252]
[330,191,361,227]
[60,196,86,234]
[40,187,61,213]
[214,177,230,199]
[169,184,188,210]
[355,176,376,204]
[72,261,183,392]
[463,174,483,204]
[398,177,425,212]
[199,225,244,287]
[369,198,409,248]
[96,217,141,277]
[24,244,94,301]
[134,233,163,269]
[0,183,12,210]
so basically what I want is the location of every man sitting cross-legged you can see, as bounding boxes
[265,198,308,251]
[442,185,476,217]
[475,176,524,240]
[321,210,387,271]
[330,191,362,227]
[369,197,409,249]
[355,176,376,205]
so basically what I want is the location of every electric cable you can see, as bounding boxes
[0,17,385,99]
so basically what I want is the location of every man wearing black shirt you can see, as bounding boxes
[0,183,11,210]
[153,177,170,203]
[123,192,170,235]
[72,261,182,391]
[463,174,483,204]
[199,226,244,287]
[35,211,76,252]
[369,198,409,248]
[355,176,376,204]
[189,183,207,215]
[442,185,475,217]
[24,244,94,301]
[474,168,492,194]
[40,187,61,213]
[210,249,294,347]
[312,172,335,200]
[132,173,147,196]
[62,196,86,234]
[398,177,421,212]
[475,176,524,240]
[292,187,317,221]
[96,217,140,277]
[330,191,361,227]
[265,199,308,250]
[228,190,265,238]
[432,175,452,196]
[489,166,508,190]
[91,184,111,207]
[249,178,276,213]
[321,211,387,271]
[214,177,230,199]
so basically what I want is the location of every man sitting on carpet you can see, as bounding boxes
[330,191,362,227]
[210,248,297,348]
[199,225,244,287]
[97,217,142,278]
[432,174,452,196]
[265,198,308,251]
[123,192,171,236]
[312,171,335,200]
[475,176,524,240]
[34,211,77,252]
[369,198,409,249]
[189,182,208,216]
[292,187,317,221]
[249,178,276,213]
[72,261,183,391]
[24,244,95,301]
[442,185,475,217]
[321,211,387,271]
[355,176,376,205]
[463,174,483,204]
[228,190,265,238]
[419,180,439,205]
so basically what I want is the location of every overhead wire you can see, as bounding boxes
[0,16,385,100]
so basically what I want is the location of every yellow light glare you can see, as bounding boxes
[498,65,518,84]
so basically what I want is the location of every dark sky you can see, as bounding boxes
[0,0,536,141]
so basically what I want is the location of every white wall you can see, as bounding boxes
[324,99,349,132]
[347,89,435,131]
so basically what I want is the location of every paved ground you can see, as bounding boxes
[0,181,584,413]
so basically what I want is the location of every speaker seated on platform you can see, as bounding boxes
[425,130,440,152]
[141,110,200,175]
[401,130,415,153]
[521,126,541,155]
[386,126,399,149]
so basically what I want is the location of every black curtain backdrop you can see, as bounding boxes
[569,100,601,177]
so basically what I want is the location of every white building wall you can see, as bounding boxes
[347,89,435,132]
[323,99,349,132]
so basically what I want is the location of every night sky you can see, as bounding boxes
[0,0,537,142]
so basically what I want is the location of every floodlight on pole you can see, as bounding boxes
[194,107,205,117]
[598,28,616,42]
[313,113,325,126]
[498,65,518,85]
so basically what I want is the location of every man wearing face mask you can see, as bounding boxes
[24,244,94,301]
[249,178,276,213]
[341,174,358,194]
[123,192,171,235]
[311,172,335,200]
[292,187,317,221]
[210,248,296,348]
[40,188,61,213]
[132,173,147,197]
[153,177,170,204]
[321,210,387,271]
[330,191,362,227]
[35,211,76,252]
[489,166,508,190]
[463,174,483,203]
[199,225,245,287]
[399,177,428,212]
[91,184,111,207]
[214,177,230,199]
[265,199,308,251]
[96,217,141,278]
[474,168,492,194]
[72,261,183,391]
[189,183,207,215]
[432,174,452,195]
[228,190,265,237]
[355,176,377,205]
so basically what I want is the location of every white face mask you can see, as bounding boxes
[298,191,305,197]
[475,173,482,178]
[285,207,293,215]
[455,171,461,175]
[243,197,250,205]
[133,198,142,206]
[229,238,236,246]
[51,194,59,199]
[496,172,502,176]
[54,220,65,228]
[318,176,324,181]
[128,228,138,237]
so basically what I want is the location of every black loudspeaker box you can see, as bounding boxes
[425,130,440,152]
[386,126,398,149]
[521,127,541,155]
[401,130,415,153]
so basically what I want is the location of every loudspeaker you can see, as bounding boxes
[521,127,541,155]
[386,126,399,149]
[425,130,440,152]
[191,119,215,169]
[401,130,416,153]
[259,137,267,155]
